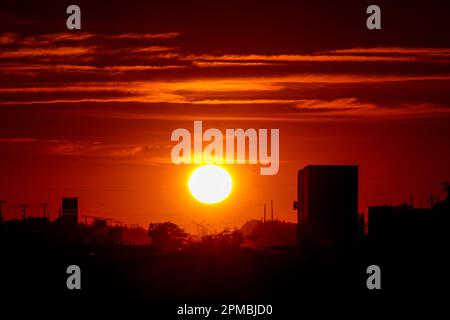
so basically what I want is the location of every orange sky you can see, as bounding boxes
[1,0,450,232]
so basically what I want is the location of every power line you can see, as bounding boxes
[11,183,295,192]
[82,210,183,217]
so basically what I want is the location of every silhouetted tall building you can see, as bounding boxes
[296,165,358,245]
[61,197,78,226]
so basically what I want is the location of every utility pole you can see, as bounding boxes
[41,202,50,219]
[427,193,440,209]
[19,203,29,220]
[410,194,414,208]
[263,203,266,223]
[0,200,5,223]
[83,215,92,225]
[192,221,200,240]
[271,200,274,222]
[192,221,206,241]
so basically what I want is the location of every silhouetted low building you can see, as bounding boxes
[94,218,107,228]
[368,204,440,244]
[368,182,450,246]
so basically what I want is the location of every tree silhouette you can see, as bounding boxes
[148,222,186,248]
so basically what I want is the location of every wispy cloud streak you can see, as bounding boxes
[1,31,450,120]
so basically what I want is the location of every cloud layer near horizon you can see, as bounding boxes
[1,29,450,164]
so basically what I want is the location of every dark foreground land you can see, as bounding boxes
[1,238,447,317]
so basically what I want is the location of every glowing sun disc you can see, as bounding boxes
[188,165,233,204]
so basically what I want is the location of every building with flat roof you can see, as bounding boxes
[296,165,358,245]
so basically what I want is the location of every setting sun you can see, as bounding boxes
[188,165,233,204]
